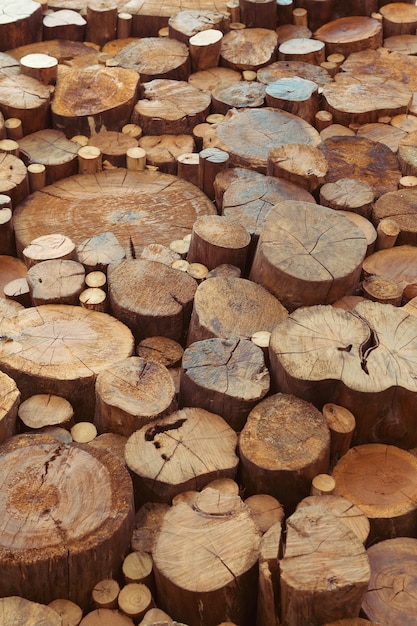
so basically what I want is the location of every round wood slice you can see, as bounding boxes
[280,506,370,626]
[51,65,140,138]
[114,38,189,82]
[168,9,229,44]
[0,596,62,626]
[362,537,417,624]
[391,113,417,134]
[219,28,278,71]
[203,107,320,173]
[372,188,417,245]
[13,169,216,257]
[269,299,417,447]
[257,60,333,89]
[18,129,79,184]
[94,356,176,437]
[132,79,211,136]
[136,335,183,367]
[188,66,241,94]
[239,393,330,513]
[249,200,367,311]
[108,258,197,343]
[0,153,29,208]
[0,304,134,419]
[318,135,402,198]
[319,177,375,219]
[321,74,412,126]
[380,2,417,37]
[314,16,383,57]
[362,244,417,291]
[333,443,417,542]
[48,598,83,626]
[42,9,87,41]
[137,134,194,174]
[125,407,239,504]
[179,336,270,431]
[356,121,407,153]
[18,393,74,431]
[79,609,134,626]
[278,37,326,65]
[187,275,288,344]
[340,47,417,92]
[265,77,318,124]
[297,495,370,544]
[22,233,76,268]
[0,0,42,52]
[211,81,266,114]
[26,259,85,306]
[319,124,356,140]
[0,74,50,136]
[0,52,19,79]
[0,433,134,608]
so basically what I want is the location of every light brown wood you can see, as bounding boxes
[27,163,47,192]
[79,608,134,625]
[198,147,229,199]
[4,117,23,140]
[20,52,58,84]
[187,215,250,272]
[319,178,374,219]
[0,152,29,208]
[118,583,154,622]
[77,146,102,174]
[138,135,194,175]
[362,275,403,306]
[3,276,30,308]
[314,16,383,57]
[0,597,62,626]
[267,144,327,192]
[0,370,19,444]
[0,138,19,156]
[257,60,332,89]
[136,335,183,367]
[322,403,356,469]
[22,233,76,268]
[19,129,80,184]
[71,422,98,443]
[131,501,171,554]
[244,494,284,534]
[123,551,153,587]
[26,258,85,305]
[310,473,335,495]
[114,37,190,82]
[380,2,417,37]
[220,28,278,71]
[117,12,133,38]
[92,579,121,610]
[48,599,83,626]
[372,188,417,246]
[77,232,126,273]
[126,146,146,170]
[43,9,87,41]
[87,131,138,168]
[18,393,74,431]
[278,37,325,65]
[138,608,173,625]
[0,75,50,136]
[211,81,265,115]
[189,29,223,71]
[375,217,400,250]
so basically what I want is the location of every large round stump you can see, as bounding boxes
[0,304,134,419]
[12,169,216,257]
[249,201,367,311]
[0,433,135,609]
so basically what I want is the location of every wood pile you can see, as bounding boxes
[2,0,417,624]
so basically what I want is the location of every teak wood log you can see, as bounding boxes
[152,489,260,626]
[92,578,120,610]
[280,505,370,625]
[319,177,375,219]
[22,233,76,268]
[314,16,383,57]
[179,336,270,431]
[257,60,332,89]
[239,393,330,513]
[0,0,42,52]
[0,153,29,208]
[0,433,134,609]
[0,75,50,136]
[125,407,239,505]
[372,188,417,246]
[187,275,288,344]
[267,144,327,192]
[211,81,266,115]
[94,356,177,437]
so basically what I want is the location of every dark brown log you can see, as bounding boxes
[179,336,270,431]
[86,0,117,46]
[339,47,417,92]
[257,60,333,88]
[0,206,16,256]
[125,407,239,505]
[152,489,260,626]
[380,1,417,37]
[319,178,375,219]
[133,79,211,136]
[294,0,333,31]
[219,28,278,70]
[314,16,383,56]
[198,147,229,199]
[0,153,29,208]
[239,393,330,512]
[211,81,266,114]
[0,0,42,52]
[42,9,87,41]
[138,135,194,174]
[372,188,417,246]
[168,9,229,44]
[239,0,277,28]
[114,38,190,81]
[187,275,288,344]
[322,403,356,469]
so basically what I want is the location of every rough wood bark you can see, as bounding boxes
[114,38,190,82]
[179,336,270,431]
[239,393,330,513]
[187,276,288,344]
[94,356,176,437]
[219,28,278,70]
[125,407,239,505]
[26,259,85,306]
[152,489,260,626]
[0,433,134,609]
[314,16,383,56]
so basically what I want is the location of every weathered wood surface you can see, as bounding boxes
[314,16,383,57]
[114,38,190,82]
[220,28,278,71]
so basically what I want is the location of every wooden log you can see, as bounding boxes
[19,129,79,184]
[137,135,194,175]
[322,403,356,469]
[114,38,190,82]
[320,124,355,140]
[177,152,199,185]
[125,407,239,505]
[140,243,180,266]
[362,275,403,306]
[26,259,86,306]
[187,215,250,271]
[123,551,154,587]
[132,79,211,136]
[22,233,76,268]
[211,81,266,115]
[152,489,260,626]
[27,163,47,192]
[3,277,31,308]
[87,131,138,168]
[168,10,229,45]
[297,494,370,544]
[280,506,370,625]
[188,67,242,96]
[187,276,288,344]
[94,356,176,437]
[118,583,154,622]
[267,144,327,192]
[314,16,383,57]
[239,393,330,512]
[77,232,125,273]
[310,473,335,495]
[179,336,269,431]
[219,28,278,71]
[276,22,312,41]
[339,47,417,93]
[362,537,417,624]
[86,0,117,46]
[292,7,307,25]
[48,599,83,626]
[79,609,134,625]
[397,129,417,177]
[0,75,50,136]
[108,259,197,343]
[356,121,406,154]
[0,597,62,626]
[19,52,58,85]
[391,114,417,135]
[203,107,320,173]
[136,336,183,368]
[88,432,127,465]
[138,608,174,625]
[0,255,27,304]
[250,201,367,311]
[0,0,42,52]
[0,206,15,256]
[4,117,23,141]
[92,578,120,609]
[278,37,326,64]
[71,421,98,443]
[362,245,417,292]
[380,1,417,37]
[314,110,333,133]
[51,66,140,138]
[319,178,375,219]
[43,9,87,40]
[244,494,284,534]
[270,299,417,447]
[239,0,277,28]
[0,433,134,608]
[0,370,19,443]
[383,32,417,54]
[189,29,223,71]
[0,152,29,208]
[265,76,318,124]
[131,501,171,554]
[372,188,417,246]
[375,217,400,250]
[257,521,282,626]
[18,393,74,432]
[13,169,216,258]
[126,146,146,171]
[333,443,417,542]
[257,60,333,89]
[318,135,402,198]
[0,138,20,156]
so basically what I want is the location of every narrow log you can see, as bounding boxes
[0,206,15,256]
[92,579,121,610]
[114,38,190,82]
[48,599,83,626]
[322,403,356,468]
[189,29,223,71]
[177,152,199,185]
[118,583,154,622]
[219,28,278,71]
[27,163,47,192]
[198,147,229,199]
[187,215,250,272]
[86,0,117,46]
[125,407,239,505]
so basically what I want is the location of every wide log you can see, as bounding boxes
[257,60,332,89]
[267,144,327,192]
[319,178,375,219]
[26,259,85,305]
[18,393,74,432]
[211,81,266,114]
[278,37,325,64]
[114,38,190,82]
[314,16,383,57]
[138,135,194,174]
[219,28,278,71]
[0,153,29,208]
[356,122,406,153]
[380,1,417,37]
[339,47,417,92]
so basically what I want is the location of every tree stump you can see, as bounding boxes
[318,135,402,198]
[114,38,190,82]
[280,506,370,626]
[22,233,76,268]
[108,258,197,343]
[18,393,74,432]
[94,356,176,437]
[76,231,126,273]
[362,244,417,291]
[0,369,19,444]
[211,81,266,114]
[0,75,50,136]
[168,9,229,44]
[372,188,417,246]
[278,37,326,64]
[179,337,270,431]
[26,259,86,306]
[203,107,320,173]
[152,489,260,626]
[356,121,407,153]
[136,336,183,368]
[333,443,417,543]
[0,152,29,208]
[380,1,417,37]
[132,79,211,136]
[42,9,87,41]
[188,66,241,95]
[0,0,42,52]
[13,169,216,258]
[239,393,330,513]
[383,32,417,54]
[138,135,194,174]
[267,144,327,192]
[319,178,375,219]
[265,77,318,124]
[0,304,134,419]
[87,131,138,169]
[219,28,278,71]
[0,255,27,301]
[257,60,333,89]
[125,407,239,505]
[79,609,134,626]
[249,200,366,311]
[48,598,83,626]
[362,537,417,624]
[187,276,288,344]
[51,65,140,138]
[0,433,135,608]
[314,16,383,56]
